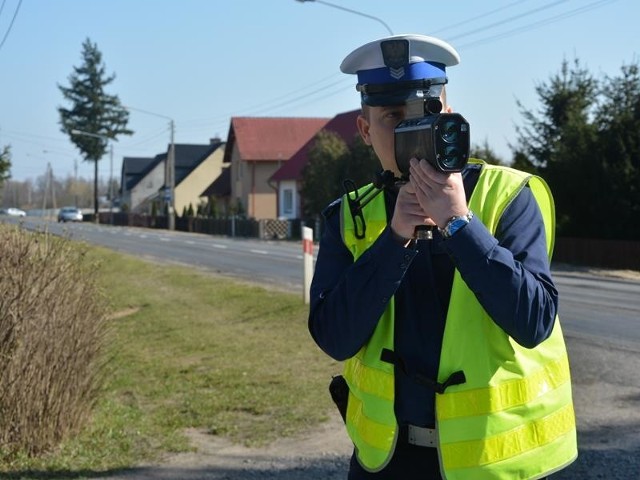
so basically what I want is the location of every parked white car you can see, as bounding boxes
[3,207,27,217]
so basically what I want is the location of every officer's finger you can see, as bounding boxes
[411,158,449,185]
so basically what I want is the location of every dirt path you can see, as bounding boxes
[98,411,351,480]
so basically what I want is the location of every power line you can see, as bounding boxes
[120,125,170,149]
[457,0,619,50]
[0,0,23,53]
[177,76,352,138]
[446,0,571,42]
[185,79,355,138]
[430,0,532,36]
[180,71,346,128]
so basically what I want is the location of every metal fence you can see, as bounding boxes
[95,213,315,240]
[554,237,640,271]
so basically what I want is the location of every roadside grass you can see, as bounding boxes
[1,244,340,473]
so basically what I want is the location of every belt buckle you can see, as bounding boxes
[407,425,437,447]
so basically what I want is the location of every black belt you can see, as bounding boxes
[381,349,466,394]
[398,424,437,448]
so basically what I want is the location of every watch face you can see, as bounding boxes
[447,218,470,237]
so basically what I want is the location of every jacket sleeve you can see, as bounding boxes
[443,186,559,348]
[308,211,417,361]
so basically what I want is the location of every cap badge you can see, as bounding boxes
[381,39,409,80]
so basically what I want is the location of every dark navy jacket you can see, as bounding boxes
[308,166,559,428]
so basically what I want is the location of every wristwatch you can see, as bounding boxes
[440,210,474,239]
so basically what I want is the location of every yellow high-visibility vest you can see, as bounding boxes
[340,160,577,479]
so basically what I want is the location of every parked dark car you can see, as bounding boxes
[58,207,83,222]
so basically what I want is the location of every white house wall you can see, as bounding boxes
[175,145,226,215]
[131,163,165,213]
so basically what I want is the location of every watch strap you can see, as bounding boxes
[440,210,474,239]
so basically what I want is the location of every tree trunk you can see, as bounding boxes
[93,160,99,222]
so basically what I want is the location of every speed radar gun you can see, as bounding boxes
[394,94,470,179]
[395,93,470,241]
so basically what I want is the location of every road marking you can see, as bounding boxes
[211,244,228,249]
[250,249,268,255]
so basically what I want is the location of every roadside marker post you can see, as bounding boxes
[302,226,314,304]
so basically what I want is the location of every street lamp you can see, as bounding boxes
[70,129,115,223]
[295,0,394,36]
[124,106,176,231]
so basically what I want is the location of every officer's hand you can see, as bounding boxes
[390,181,436,240]
[408,158,468,228]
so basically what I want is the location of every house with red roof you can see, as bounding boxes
[223,116,330,219]
[269,109,361,220]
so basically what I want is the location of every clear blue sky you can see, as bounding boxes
[0,0,637,183]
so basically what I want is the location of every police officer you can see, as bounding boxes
[308,34,577,479]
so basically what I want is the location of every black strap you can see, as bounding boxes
[381,348,466,394]
[462,162,482,203]
[357,77,448,95]
[343,170,396,240]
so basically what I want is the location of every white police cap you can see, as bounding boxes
[340,34,460,106]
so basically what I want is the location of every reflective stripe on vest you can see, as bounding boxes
[340,160,577,478]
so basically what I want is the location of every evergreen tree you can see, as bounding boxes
[595,62,640,239]
[207,196,218,218]
[514,58,597,171]
[509,150,538,175]
[513,58,599,236]
[470,138,504,165]
[58,38,133,217]
[513,57,640,239]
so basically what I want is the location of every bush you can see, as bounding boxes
[0,226,108,458]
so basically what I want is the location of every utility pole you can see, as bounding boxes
[41,164,48,214]
[50,164,57,212]
[74,159,79,207]
[109,143,114,224]
[125,106,176,231]
[42,163,57,217]
[167,119,175,231]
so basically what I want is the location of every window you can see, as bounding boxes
[283,188,293,215]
